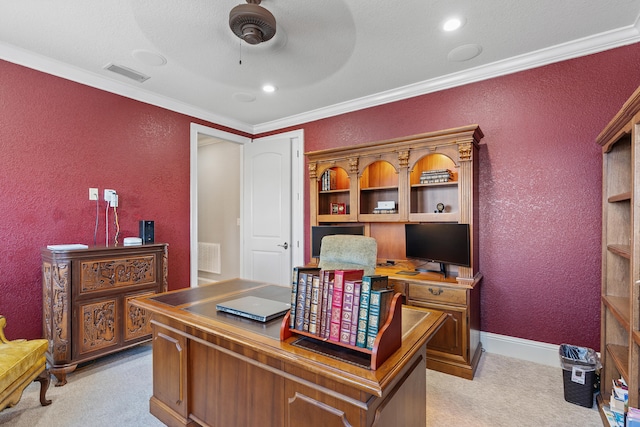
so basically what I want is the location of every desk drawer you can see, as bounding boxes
[408,284,467,305]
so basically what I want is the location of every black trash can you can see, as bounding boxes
[559,344,600,408]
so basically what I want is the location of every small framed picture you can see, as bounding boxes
[330,203,346,214]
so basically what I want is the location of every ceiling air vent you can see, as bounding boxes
[104,63,150,83]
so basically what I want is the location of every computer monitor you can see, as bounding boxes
[311,225,365,258]
[405,222,470,277]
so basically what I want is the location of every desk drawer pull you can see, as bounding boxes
[407,284,467,304]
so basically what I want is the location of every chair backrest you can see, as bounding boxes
[318,235,377,276]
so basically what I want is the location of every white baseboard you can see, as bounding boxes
[481,332,561,368]
[197,277,217,286]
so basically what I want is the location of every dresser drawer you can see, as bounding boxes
[407,284,467,305]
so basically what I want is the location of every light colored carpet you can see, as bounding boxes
[0,344,602,426]
[427,351,602,426]
[0,343,163,427]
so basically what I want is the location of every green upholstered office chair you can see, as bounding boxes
[317,235,377,276]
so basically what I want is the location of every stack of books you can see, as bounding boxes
[321,169,337,191]
[609,378,628,426]
[372,201,397,214]
[372,207,398,214]
[289,267,393,349]
[420,169,453,184]
[602,377,629,427]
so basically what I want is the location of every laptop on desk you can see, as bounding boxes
[216,296,291,322]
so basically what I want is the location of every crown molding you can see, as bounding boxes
[0,42,254,134]
[2,20,639,137]
[254,23,640,134]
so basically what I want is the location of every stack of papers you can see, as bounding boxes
[46,244,89,250]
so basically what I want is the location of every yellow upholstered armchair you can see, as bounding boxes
[318,235,378,276]
[0,315,51,411]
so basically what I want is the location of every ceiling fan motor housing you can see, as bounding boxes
[229,1,276,45]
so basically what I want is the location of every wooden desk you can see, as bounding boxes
[376,266,483,380]
[133,278,445,427]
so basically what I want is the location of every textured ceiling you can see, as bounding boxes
[1,0,639,133]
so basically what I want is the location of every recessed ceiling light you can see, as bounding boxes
[447,44,483,62]
[262,84,277,93]
[132,49,167,66]
[443,17,464,32]
[233,92,256,103]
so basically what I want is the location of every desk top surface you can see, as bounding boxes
[374,265,482,288]
[151,278,290,338]
[134,278,446,394]
[149,278,437,341]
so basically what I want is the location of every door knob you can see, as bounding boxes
[277,242,289,250]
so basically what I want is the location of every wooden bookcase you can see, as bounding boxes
[306,124,483,378]
[597,85,640,415]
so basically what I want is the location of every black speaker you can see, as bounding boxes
[139,220,154,244]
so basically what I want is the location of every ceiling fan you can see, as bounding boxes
[229,0,277,45]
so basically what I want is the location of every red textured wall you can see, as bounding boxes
[0,60,247,340]
[265,42,640,351]
[3,42,640,350]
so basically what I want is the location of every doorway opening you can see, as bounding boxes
[190,123,304,287]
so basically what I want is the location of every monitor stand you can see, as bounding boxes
[415,262,447,278]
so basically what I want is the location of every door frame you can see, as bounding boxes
[190,123,304,287]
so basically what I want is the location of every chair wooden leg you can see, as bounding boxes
[35,369,52,406]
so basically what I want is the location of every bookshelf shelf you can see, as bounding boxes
[319,188,350,194]
[608,192,631,203]
[607,244,631,259]
[607,343,629,381]
[357,213,401,223]
[316,214,350,223]
[360,185,399,192]
[601,295,630,331]
[410,181,458,188]
[280,293,402,370]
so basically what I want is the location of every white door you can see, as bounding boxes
[242,134,296,285]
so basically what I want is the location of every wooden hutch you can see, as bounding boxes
[306,124,483,379]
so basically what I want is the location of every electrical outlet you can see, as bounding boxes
[104,189,116,202]
[89,188,99,200]
[104,189,118,207]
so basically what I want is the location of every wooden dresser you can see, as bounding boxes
[41,243,167,385]
[377,266,482,379]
